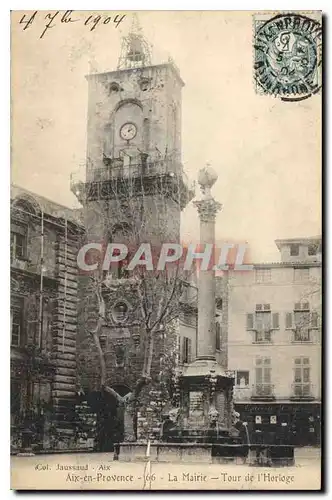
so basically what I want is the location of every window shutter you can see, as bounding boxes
[303,367,310,383]
[256,304,262,311]
[311,312,319,328]
[285,312,293,329]
[272,313,279,329]
[181,337,186,363]
[188,338,192,363]
[246,313,254,330]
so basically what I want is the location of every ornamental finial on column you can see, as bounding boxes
[194,163,222,222]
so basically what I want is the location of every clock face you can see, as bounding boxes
[120,122,137,141]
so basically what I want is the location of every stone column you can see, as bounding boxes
[194,166,222,361]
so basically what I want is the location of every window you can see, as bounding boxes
[11,223,27,260]
[255,310,272,342]
[293,357,311,396]
[290,244,300,256]
[294,310,310,341]
[182,337,192,364]
[246,306,279,340]
[286,303,317,342]
[11,298,23,347]
[255,358,273,396]
[216,322,222,351]
[256,303,271,311]
[251,305,279,343]
[294,268,310,282]
[236,371,249,387]
[255,268,271,283]
[295,302,310,311]
[308,244,317,256]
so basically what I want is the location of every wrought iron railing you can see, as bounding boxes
[292,327,311,342]
[254,328,272,343]
[252,383,275,397]
[291,383,313,398]
[70,158,195,196]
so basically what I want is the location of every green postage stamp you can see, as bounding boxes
[254,12,322,101]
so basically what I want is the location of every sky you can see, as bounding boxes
[11,11,321,261]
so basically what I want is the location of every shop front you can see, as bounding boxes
[234,402,321,447]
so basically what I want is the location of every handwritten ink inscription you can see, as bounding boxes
[18,11,126,39]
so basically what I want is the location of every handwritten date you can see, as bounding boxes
[19,11,126,39]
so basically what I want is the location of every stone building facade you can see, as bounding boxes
[222,236,322,446]
[10,185,84,452]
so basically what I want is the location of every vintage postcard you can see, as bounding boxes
[10,10,322,490]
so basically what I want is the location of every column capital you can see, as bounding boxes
[194,198,222,223]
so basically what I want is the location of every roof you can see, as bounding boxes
[275,236,322,251]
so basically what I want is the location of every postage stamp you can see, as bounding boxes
[253,12,322,101]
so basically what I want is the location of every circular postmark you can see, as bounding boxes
[254,14,322,101]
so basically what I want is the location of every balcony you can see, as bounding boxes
[251,383,275,400]
[290,383,315,400]
[292,328,312,343]
[253,329,272,344]
[70,156,195,208]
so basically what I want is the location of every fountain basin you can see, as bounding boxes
[116,441,295,465]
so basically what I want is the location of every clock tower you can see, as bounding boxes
[74,25,193,243]
[72,18,194,445]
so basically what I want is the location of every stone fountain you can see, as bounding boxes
[117,166,244,463]
[117,166,294,465]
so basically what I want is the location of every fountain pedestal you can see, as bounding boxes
[158,167,241,459]
[179,362,235,433]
